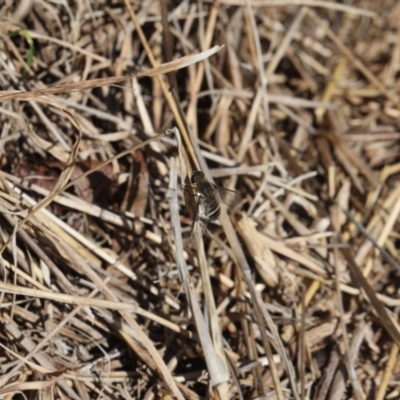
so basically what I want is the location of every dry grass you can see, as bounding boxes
[0,1,400,399]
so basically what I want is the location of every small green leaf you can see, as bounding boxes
[9,29,35,66]
[19,29,35,66]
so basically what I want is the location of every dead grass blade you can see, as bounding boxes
[0,376,62,396]
[168,155,230,397]
[204,0,376,17]
[0,47,223,102]
[375,343,399,400]
[342,248,400,348]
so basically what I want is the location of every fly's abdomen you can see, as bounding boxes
[204,197,220,221]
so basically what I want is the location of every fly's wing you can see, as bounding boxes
[183,175,197,220]
[190,196,208,246]
[212,184,242,208]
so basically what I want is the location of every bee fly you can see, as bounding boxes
[185,170,242,237]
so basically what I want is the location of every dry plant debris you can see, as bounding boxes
[0,1,399,399]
